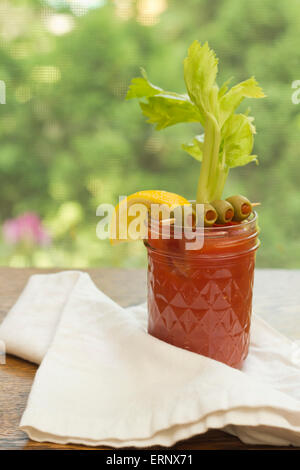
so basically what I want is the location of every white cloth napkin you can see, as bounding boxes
[0,271,300,448]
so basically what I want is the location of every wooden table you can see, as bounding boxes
[0,267,299,450]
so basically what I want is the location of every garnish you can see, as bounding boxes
[226,194,253,221]
[126,41,265,204]
[109,190,189,245]
[210,200,234,224]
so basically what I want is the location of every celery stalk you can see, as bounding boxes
[126,41,265,203]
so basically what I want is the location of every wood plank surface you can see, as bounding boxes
[0,267,299,450]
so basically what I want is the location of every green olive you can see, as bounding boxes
[211,200,234,224]
[191,203,217,227]
[226,195,252,221]
[203,203,217,227]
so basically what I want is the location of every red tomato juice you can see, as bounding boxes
[146,214,259,368]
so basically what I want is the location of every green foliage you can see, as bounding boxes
[219,77,265,125]
[1,0,300,268]
[127,70,202,129]
[128,40,265,203]
[182,134,204,161]
[222,114,257,168]
[183,41,219,118]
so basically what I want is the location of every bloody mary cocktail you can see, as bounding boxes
[146,214,259,368]
[110,40,265,369]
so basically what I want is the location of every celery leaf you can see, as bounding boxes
[183,41,218,115]
[140,94,202,130]
[126,69,162,100]
[182,134,204,161]
[220,77,265,125]
[127,68,203,128]
[222,114,258,168]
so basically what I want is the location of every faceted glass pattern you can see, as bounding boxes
[146,218,259,369]
[148,255,255,368]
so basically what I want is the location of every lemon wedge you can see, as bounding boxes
[110,190,190,245]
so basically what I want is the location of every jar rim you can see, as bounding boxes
[148,209,258,240]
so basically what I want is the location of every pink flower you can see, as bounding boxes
[2,212,51,246]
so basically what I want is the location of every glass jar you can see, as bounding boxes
[145,213,259,369]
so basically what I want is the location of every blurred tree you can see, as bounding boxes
[0,0,300,267]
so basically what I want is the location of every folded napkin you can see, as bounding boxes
[1,271,300,447]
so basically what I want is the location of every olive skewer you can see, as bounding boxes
[161,196,258,229]
[210,200,234,224]
[226,195,253,222]
[191,203,218,227]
